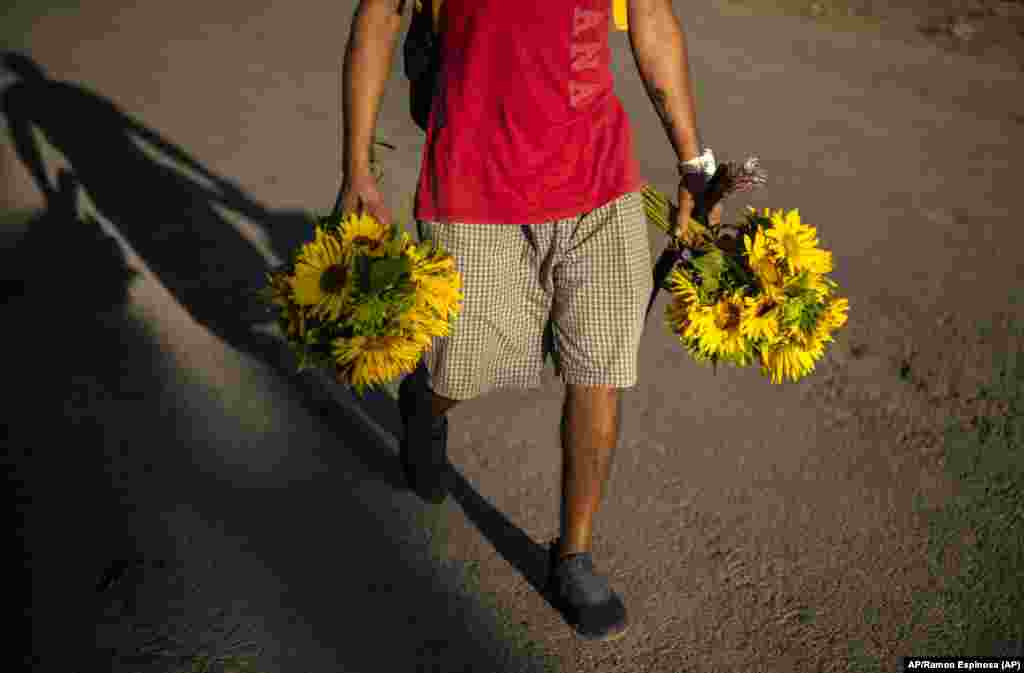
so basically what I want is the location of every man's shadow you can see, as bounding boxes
[1,50,302,359]
[2,50,561,616]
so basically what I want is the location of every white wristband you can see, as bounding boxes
[678,147,717,179]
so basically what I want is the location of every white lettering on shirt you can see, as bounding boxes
[569,4,606,108]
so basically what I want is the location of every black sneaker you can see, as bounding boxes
[545,538,630,642]
[398,365,454,504]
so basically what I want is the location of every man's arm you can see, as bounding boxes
[627,0,702,164]
[343,0,407,179]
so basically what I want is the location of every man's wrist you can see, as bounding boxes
[676,133,702,160]
[344,157,374,179]
[677,147,716,179]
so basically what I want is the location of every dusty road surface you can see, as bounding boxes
[6,1,1022,672]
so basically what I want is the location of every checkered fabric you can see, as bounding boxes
[417,190,652,400]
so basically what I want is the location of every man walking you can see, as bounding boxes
[338,0,721,642]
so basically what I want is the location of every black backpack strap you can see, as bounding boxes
[403,0,441,132]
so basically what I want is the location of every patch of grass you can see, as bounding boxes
[848,638,886,673]
[892,294,1024,659]
[0,2,82,51]
[415,498,454,562]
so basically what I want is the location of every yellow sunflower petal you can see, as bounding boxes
[740,294,781,342]
[286,227,354,322]
[334,335,424,389]
[339,210,391,257]
[760,339,817,384]
[764,209,834,275]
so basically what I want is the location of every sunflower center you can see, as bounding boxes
[756,300,777,319]
[352,235,381,249]
[320,263,349,294]
[717,303,742,330]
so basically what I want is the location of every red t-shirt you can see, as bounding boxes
[413,0,647,225]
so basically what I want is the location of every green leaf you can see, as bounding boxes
[693,248,726,280]
[417,218,434,245]
[369,256,412,294]
[701,274,720,296]
[723,252,755,287]
[687,216,712,240]
[797,299,826,333]
[351,299,386,331]
[697,282,718,305]
[385,232,405,257]
[414,239,434,260]
[782,298,804,325]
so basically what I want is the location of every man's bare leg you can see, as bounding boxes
[558,384,622,559]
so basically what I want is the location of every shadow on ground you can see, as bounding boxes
[3,50,562,672]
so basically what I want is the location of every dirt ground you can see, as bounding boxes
[5,1,1022,672]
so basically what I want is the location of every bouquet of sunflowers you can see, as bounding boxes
[259,199,463,398]
[642,157,849,384]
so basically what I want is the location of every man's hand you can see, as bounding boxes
[338,169,394,228]
[674,171,723,248]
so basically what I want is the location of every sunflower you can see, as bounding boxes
[760,338,818,384]
[743,227,784,290]
[412,270,463,322]
[398,304,452,344]
[779,267,830,305]
[338,210,391,258]
[686,290,752,364]
[820,295,849,331]
[289,227,354,322]
[788,323,827,360]
[797,294,848,351]
[666,296,694,339]
[333,334,424,390]
[264,270,293,309]
[411,248,457,277]
[804,272,832,302]
[740,292,781,343]
[763,209,833,275]
[666,267,699,304]
[665,267,700,334]
[283,302,307,340]
[666,296,696,338]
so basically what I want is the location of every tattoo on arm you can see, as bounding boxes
[396,0,408,14]
[650,85,676,139]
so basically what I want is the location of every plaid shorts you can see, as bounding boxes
[416,190,652,400]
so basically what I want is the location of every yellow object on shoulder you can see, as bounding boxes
[613,0,628,31]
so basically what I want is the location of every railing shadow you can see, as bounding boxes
[2,50,572,654]
[1,49,405,487]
